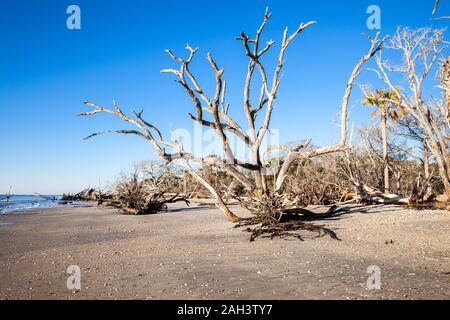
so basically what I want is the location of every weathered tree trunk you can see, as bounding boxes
[394,170,402,194]
[442,56,450,117]
[353,182,411,205]
[422,144,435,200]
[381,112,390,194]
[183,172,188,194]
[437,156,450,193]
[424,145,430,180]
[426,129,450,193]
[183,163,241,222]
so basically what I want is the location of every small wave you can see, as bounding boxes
[0,195,65,215]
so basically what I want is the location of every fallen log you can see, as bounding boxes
[352,182,412,205]
[280,205,342,222]
[354,194,411,205]
[34,193,57,201]
[61,188,111,202]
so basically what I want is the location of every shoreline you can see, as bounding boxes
[0,200,93,216]
[0,203,449,300]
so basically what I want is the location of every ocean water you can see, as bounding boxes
[0,195,65,215]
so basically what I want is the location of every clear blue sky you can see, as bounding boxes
[0,0,448,194]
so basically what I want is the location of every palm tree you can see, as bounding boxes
[363,88,403,194]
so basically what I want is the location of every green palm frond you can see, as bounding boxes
[362,88,404,122]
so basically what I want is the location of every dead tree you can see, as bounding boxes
[79,9,384,222]
[431,0,450,19]
[372,27,450,195]
[61,188,97,201]
[139,160,184,191]
[111,171,189,215]
[395,114,439,196]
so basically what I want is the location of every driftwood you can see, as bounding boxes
[235,192,341,242]
[352,182,411,205]
[61,188,96,201]
[348,174,441,206]
[60,184,190,215]
[59,188,113,205]
[280,205,343,221]
[102,191,190,215]
[34,193,57,201]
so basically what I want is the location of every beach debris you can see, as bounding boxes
[60,166,189,215]
[107,172,190,215]
[61,188,100,202]
[34,193,58,201]
[235,192,341,242]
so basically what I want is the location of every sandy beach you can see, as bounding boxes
[0,203,449,300]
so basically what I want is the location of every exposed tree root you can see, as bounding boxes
[235,193,341,242]
[235,218,340,242]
